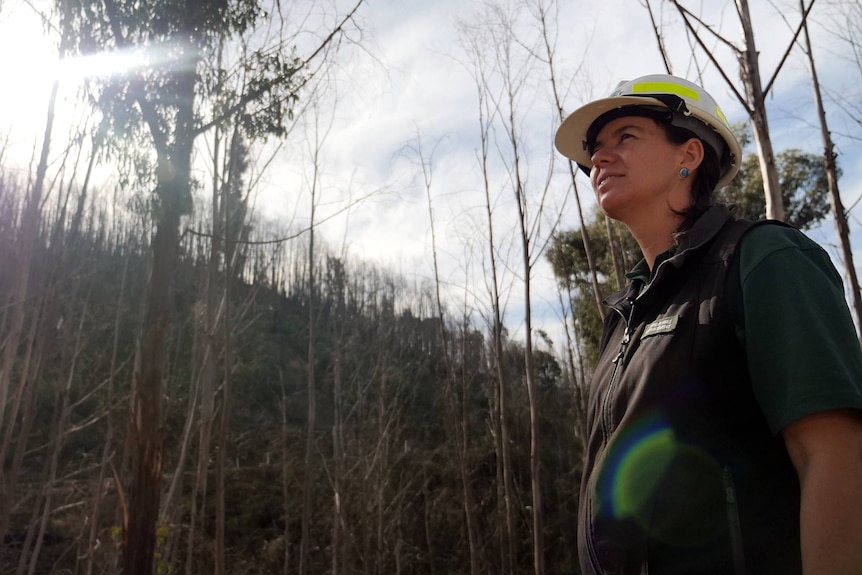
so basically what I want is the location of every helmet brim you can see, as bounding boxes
[555,96,667,170]
[555,94,741,189]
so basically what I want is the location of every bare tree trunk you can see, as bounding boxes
[518,208,545,575]
[123,60,196,575]
[299,144,320,575]
[422,467,437,575]
[417,133,481,575]
[24,287,92,575]
[0,54,58,493]
[736,0,784,220]
[497,38,546,575]
[0,84,52,427]
[457,314,482,574]
[281,371,292,575]
[332,350,345,575]
[481,117,517,575]
[483,6,548,570]
[214,234,231,575]
[0,292,45,546]
[161,304,205,569]
[84,252,130,575]
[124,203,176,575]
[186,124,225,575]
[499,61,547,570]
[534,0,604,317]
[557,289,588,440]
[605,215,627,291]
[376,372,387,575]
[215,126,248,575]
[213,124,230,575]
[14,478,43,575]
[470,43,517,575]
[667,0,787,221]
[799,0,862,340]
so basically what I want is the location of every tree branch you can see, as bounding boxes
[194,0,365,137]
[670,0,752,115]
[762,0,817,97]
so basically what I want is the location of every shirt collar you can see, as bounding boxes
[604,204,737,307]
[626,246,678,285]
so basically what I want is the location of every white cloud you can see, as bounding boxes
[4,0,862,349]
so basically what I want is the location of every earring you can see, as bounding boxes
[679,167,690,179]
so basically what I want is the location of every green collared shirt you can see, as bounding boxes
[626,246,677,287]
[624,224,862,434]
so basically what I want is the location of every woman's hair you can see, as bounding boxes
[661,122,721,232]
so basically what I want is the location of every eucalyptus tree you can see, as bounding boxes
[468,4,568,572]
[649,0,817,221]
[532,0,605,317]
[798,0,862,339]
[458,23,518,574]
[56,0,364,573]
[0,3,76,543]
[414,131,481,575]
[717,147,833,229]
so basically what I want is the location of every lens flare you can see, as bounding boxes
[595,410,726,547]
[597,412,676,521]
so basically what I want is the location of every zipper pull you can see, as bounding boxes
[612,329,631,364]
[612,299,635,364]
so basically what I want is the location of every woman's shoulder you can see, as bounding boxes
[731,219,844,296]
[737,220,828,271]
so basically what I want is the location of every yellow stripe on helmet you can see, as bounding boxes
[714,105,729,127]
[630,81,700,102]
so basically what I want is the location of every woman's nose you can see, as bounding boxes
[590,145,612,166]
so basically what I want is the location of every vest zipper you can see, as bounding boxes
[587,302,634,574]
[723,466,746,575]
[601,301,635,442]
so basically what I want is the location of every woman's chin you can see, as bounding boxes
[597,194,630,221]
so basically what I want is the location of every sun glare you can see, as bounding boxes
[0,2,162,168]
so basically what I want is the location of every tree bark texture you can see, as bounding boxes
[800,0,862,341]
[737,0,785,221]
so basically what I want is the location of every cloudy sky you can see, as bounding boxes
[2,0,861,349]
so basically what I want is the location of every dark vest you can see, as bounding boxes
[578,206,801,575]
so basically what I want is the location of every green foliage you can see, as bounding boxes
[61,0,307,195]
[547,209,637,366]
[233,50,304,139]
[717,148,835,230]
[1,186,576,573]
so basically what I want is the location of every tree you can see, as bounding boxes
[798,0,862,340]
[457,20,518,574]
[0,2,75,544]
[57,1,364,572]
[483,7,553,572]
[652,1,818,221]
[533,0,604,319]
[547,209,637,367]
[415,131,482,575]
[717,148,833,230]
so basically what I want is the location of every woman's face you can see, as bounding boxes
[589,115,694,223]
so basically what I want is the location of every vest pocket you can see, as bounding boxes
[722,466,747,575]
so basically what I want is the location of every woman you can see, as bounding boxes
[554,74,862,574]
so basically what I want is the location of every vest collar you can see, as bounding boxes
[604,204,736,309]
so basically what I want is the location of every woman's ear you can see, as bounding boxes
[681,137,705,172]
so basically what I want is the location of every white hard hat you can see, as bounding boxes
[555,74,741,189]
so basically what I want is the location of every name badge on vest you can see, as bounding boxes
[641,314,680,339]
